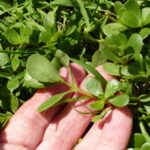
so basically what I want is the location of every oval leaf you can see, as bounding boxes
[90,100,105,111]
[109,94,129,107]
[55,50,69,67]
[26,54,62,83]
[5,28,20,45]
[102,63,120,76]
[84,77,103,97]
[105,79,121,98]
[103,23,127,36]
[7,79,20,92]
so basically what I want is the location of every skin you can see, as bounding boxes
[0,63,133,150]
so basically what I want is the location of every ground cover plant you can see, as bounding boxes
[0,0,150,149]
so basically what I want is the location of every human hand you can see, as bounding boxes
[0,63,133,150]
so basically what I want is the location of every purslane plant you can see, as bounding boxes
[0,0,150,149]
[26,52,129,122]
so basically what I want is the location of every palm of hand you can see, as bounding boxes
[0,64,132,150]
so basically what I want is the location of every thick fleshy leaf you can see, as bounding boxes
[103,23,127,36]
[92,50,107,67]
[141,143,150,150]
[128,34,143,56]
[105,79,121,98]
[0,53,9,67]
[5,28,20,45]
[10,93,19,113]
[23,71,45,88]
[89,100,105,111]
[139,28,150,40]
[144,104,150,113]
[26,54,63,83]
[70,58,107,85]
[122,11,141,28]
[142,8,150,25]
[84,77,103,97]
[11,56,20,72]
[7,79,20,92]
[105,33,127,52]
[101,42,122,63]
[124,0,142,20]
[102,63,120,76]
[55,50,69,67]
[38,91,69,112]
[132,133,146,148]
[109,94,129,107]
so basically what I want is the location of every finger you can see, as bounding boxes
[75,107,132,150]
[0,144,29,150]
[96,107,133,150]
[0,63,85,150]
[36,66,114,150]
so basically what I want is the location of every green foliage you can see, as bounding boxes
[26,54,63,83]
[84,77,103,97]
[0,0,150,148]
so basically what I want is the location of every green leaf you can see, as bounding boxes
[7,79,20,92]
[139,28,150,40]
[92,107,111,122]
[23,71,45,89]
[0,0,11,12]
[128,33,143,56]
[100,42,122,63]
[103,23,127,36]
[50,0,74,7]
[144,104,150,113]
[122,11,141,28]
[121,0,142,28]
[75,0,90,30]
[142,8,150,25]
[121,62,142,78]
[55,50,69,67]
[141,143,150,150]
[20,24,32,43]
[39,8,57,43]
[70,58,107,85]
[84,77,104,97]
[0,112,12,128]
[38,91,69,112]
[10,93,19,113]
[26,54,63,83]
[5,28,20,45]
[109,94,129,107]
[90,100,105,111]
[102,63,120,76]
[105,79,121,98]
[132,133,146,148]
[139,94,150,102]
[11,56,20,72]
[0,53,9,67]
[105,33,127,52]
[92,114,103,122]
[114,1,124,16]
[124,0,142,21]
[92,50,107,67]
